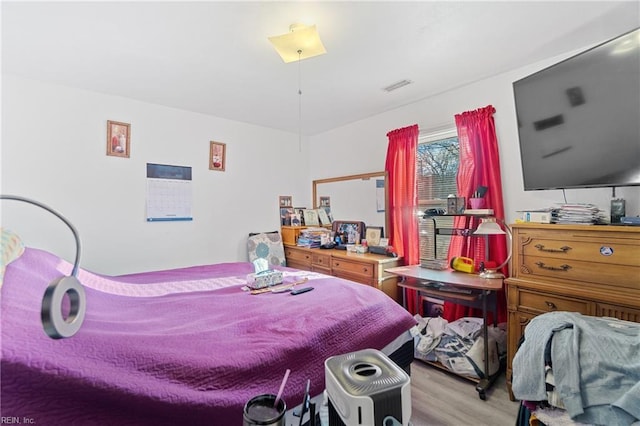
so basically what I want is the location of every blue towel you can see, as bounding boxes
[512,312,640,425]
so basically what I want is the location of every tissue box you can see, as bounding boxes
[246,270,283,290]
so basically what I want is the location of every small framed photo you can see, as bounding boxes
[316,208,331,225]
[294,207,306,225]
[319,196,331,207]
[107,120,130,158]
[365,226,384,246]
[290,213,301,227]
[303,209,320,226]
[280,196,293,207]
[209,141,226,171]
[280,207,294,226]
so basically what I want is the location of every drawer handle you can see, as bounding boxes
[535,262,572,272]
[545,301,557,310]
[534,244,572,253]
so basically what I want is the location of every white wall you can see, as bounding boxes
[308,50,640,224]
[1,75,310,274]
[3,42,639,276]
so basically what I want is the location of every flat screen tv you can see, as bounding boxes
[513,28,640,191]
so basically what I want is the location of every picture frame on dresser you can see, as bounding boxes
[280,207,294,226]
[332,221,366,244]
[294,207,306,226]
[302,209,320,226]
[316,208,331,225]
[365,226,384,246]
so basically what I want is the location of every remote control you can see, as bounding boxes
[290,287,314,295]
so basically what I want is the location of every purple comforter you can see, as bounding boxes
[1,248,415,425]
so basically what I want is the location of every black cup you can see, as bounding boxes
[243,394,286,426]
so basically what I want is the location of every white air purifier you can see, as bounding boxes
[325,348,411,426]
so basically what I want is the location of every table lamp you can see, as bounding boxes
[473,217,512,279]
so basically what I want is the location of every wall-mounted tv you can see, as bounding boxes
[513,28,640,191]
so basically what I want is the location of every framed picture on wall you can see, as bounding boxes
[106,120,131,158]
[279,196,293,207]
[319,196,331,207]
[209,141,226,171]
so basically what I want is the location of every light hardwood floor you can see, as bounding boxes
[410,361,520,426]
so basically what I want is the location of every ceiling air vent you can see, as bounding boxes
[383,79,413,92]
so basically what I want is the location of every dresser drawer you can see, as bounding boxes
[311,265,331,275]
[284,247,311,265]
[520,232,640,266]
[331,258,374,279]
[595,303,640,322]
[517,288,593,315]
[311,252,331,269]
[518,255,639,289]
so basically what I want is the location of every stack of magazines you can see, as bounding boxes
[296,227,331,248]
[551,204,607,224]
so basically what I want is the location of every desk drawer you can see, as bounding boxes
[331,258,374,279]
[517,288,593,315]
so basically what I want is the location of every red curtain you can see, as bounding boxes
[385,124,420,314]
[444,105,508,324]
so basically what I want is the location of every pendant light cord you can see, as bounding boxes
[298,49,302,152]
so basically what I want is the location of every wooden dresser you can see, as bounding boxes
[284,244,402,302]
[505,223,640,398]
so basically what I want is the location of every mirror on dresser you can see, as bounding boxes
[312,171,389,234]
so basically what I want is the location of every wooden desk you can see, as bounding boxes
[386,265,503,400]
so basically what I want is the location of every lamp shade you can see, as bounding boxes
[473,218,506,235]
[268,23,326,63]
[472,217,512,279]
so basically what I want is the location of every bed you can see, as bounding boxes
[1,243,416,425]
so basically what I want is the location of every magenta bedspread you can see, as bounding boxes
[1,248,415,425]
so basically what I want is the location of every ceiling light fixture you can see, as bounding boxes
[268,23,327,63]
[269,23,326,151]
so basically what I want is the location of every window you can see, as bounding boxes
[417,128,459,265]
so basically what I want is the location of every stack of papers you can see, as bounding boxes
[551,204,606,224]
[296,227,331,248]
